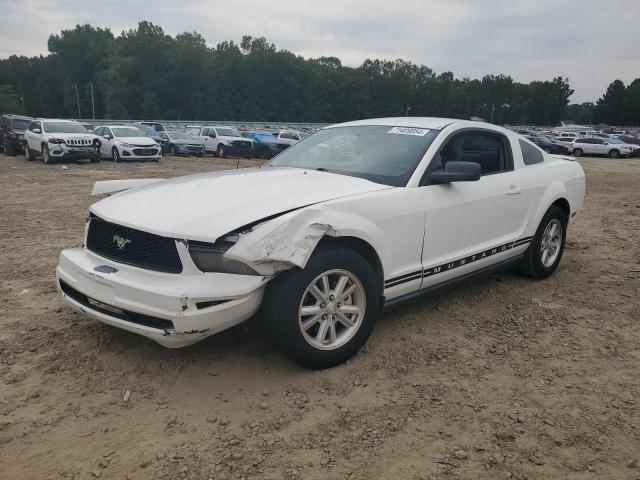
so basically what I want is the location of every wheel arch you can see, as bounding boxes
[316,235,385,296]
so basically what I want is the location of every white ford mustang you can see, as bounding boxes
[56,117,585,368]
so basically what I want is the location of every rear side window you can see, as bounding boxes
[519,140,544,165]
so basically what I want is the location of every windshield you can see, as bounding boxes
[112,127,146,138]
[167,131,192,140]
[216,128,241,137]
[12,119,30,130]
[43,121,90,134]
[268,125,439,186]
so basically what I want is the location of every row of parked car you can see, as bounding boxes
[0,113,305,163]
[515,128,640,159]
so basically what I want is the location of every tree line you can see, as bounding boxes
[0,22,638,126]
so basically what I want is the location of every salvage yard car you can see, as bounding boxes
[568,137,638,158]
[249,130,299,158]
[184,125,254,158]
[0,114,32,155]
[162,130,206,156]
[56,117,585,368]
[24,119,101,163]
[95,125,162,162]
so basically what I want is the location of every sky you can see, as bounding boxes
[1,0,639,103]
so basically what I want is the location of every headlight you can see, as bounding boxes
[48,137,65,144]
[119,142,134,148]
[188,240,258,275]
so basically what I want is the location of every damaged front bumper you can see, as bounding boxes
[56,247,266,347]
[50,142,100,160]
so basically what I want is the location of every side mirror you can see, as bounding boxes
[33,128,41,134]
[429,161,481,184]
[103,135,110,140]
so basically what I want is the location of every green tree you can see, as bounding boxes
[595,79,626,125]
[0,84,22,113]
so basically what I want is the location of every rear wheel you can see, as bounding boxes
[520,205,567,279]
[609,149,620,158]
[572,148,583,157]
[261,246,380,369]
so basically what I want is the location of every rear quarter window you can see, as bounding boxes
[519,139,544,165]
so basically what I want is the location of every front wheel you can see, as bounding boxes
[170,145,178,156]
[609,149,620,158]
[261,246,380,369]
[520,205,567,279]
[216,144,225,158]
[25,145,35,161]
[42,144,52,164]
[112,147,120,163]
[572,148,583,157]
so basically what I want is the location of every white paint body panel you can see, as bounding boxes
[57,117,585,347]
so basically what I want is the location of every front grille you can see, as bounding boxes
[65,139,93,146]
[187,145,203,151]
[132,148,158,156]
[59,280,174,330]
[86,216,182,273]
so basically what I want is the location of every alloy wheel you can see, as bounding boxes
[541,218,562,268]
[298,269,366,350]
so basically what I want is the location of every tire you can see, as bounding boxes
[217,144,225,158]
[25,146,35,161]
[261,245,380,369]
[609,149,620,158]
[259,146,271,159]
[572,148,583,157]
[170,144,178,156]
[520,205,567,279]
[112,147,120,163]
[90,156,100,163]
[42,144,52,164]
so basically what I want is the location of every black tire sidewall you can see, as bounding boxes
[573,148,582,157]
[525,206,567,278]
[262,246,380,369]
[112,147,119,162]
[42,144,51,164]
[609,149,619,158]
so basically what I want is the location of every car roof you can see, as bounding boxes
[327,117,462,130]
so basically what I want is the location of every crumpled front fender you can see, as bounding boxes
[224,205,388,276]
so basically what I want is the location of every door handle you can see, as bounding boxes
[506,185,522,195]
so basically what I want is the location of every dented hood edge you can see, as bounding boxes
[92,179,165,196]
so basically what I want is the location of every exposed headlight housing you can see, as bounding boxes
[188,239,258,275]
[48,137,65,144]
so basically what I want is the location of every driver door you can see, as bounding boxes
[419,130,530,288]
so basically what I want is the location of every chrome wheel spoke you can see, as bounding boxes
[316,319,330,343]
[333,275,349,299]
[321,275,331,298]
[301,314,322,331]
[338,304,360,315]
[336,312,355,328]
[540,219,562,268]
[329,321,337,343]
[338,283,357,301]
[301,305,323,316]
[309,284,326,302]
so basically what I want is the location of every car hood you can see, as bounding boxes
[48,133,96,141]
[117,136,156,146]
[90,167,392,242]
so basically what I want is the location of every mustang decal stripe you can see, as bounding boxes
[385,236,533,289]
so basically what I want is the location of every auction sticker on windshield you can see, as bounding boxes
[387,127,430,136]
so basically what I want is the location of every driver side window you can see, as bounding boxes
[439,131,512,175]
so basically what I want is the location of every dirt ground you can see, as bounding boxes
[0,153,638,480]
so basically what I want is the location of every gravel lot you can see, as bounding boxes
[0,153,638,480]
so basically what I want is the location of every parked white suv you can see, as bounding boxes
[24,119,100,163]
[569,137,636,158]
[94,125,162,162]
[556,132,580,143]
[185,125,254,158]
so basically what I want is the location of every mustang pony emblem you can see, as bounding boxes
[112,234,131,250]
